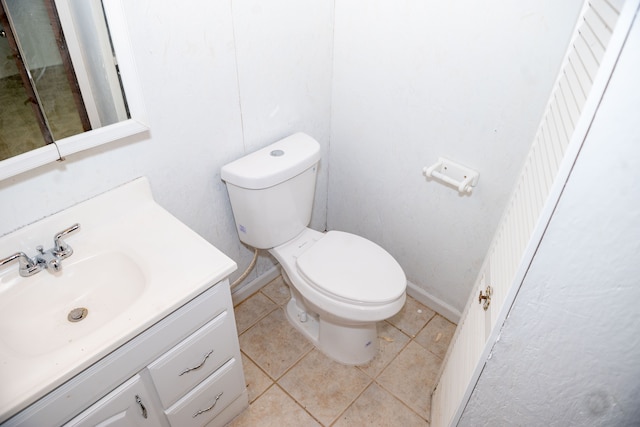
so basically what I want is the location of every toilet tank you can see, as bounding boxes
[221,133,321,249]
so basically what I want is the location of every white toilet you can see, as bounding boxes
[221,132,406,365]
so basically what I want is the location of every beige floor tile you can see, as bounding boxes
[240,353,274,403]
[376,341,441,420]
[279,349,371,426]
[358,322,411,378]
[387,296,436,337]
[414,315,456,359]
[261,276,291,306]
[333,383,428,427]
[239,309,312,379]
[226,385,320,427]
[234,292,278,335]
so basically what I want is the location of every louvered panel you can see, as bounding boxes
[541,120,561,175]
[564,65,588,107]
[606,0,624,13]
[537,134,555,194]
[514,192,529,261]
[549,105,568,156]
[530,149,547,216]
[569,53,594,98]
[557,97,573,152]
[579,18,606,61]
[521,167,536,236]
[532,143,551,204]
[544,116,561,170]
[433,283,487,427]
[559,76,582,126]
[557,87,577,132]
[553,98,571,143]
[510,191,526,259]
[495,244,508,323]
[529,153,546,215]
[574,29,601,76]
[590,0,619,32]
[525,173,539,233]
[489,248,502,327]
[492,254,504,323]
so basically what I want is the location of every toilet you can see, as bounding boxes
[221,132,406,365]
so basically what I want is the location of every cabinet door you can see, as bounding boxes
[64,374,167,427]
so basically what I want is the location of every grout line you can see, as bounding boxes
[275,382,326,426]
[235,282,447,425]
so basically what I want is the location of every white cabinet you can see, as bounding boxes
[5,280,248,427]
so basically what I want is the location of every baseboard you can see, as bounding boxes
[406,281,461,324]
[231,266,280,306]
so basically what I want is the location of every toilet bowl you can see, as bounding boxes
[270,228,406,364]
[221,132,407,364]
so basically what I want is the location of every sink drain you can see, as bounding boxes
[67,307,88,322]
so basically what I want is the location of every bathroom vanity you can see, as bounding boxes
[0,178,248,426]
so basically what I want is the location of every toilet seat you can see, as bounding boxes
[296,231,406,305]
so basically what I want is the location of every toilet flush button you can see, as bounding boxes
[270,149,285,157]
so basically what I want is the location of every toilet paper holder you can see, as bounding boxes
[423,158,479,194]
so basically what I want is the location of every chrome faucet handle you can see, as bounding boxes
[0,252,41,277]
[53,223,80,259]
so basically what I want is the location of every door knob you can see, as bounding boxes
[478,285,492,311]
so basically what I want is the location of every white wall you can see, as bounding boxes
[459,14,640,425]
[0,0,334,285]
[1,0,587,316]
[329,0,584,314]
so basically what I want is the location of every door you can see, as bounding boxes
[64,375,167,427]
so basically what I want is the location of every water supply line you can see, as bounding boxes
[231,246,259,289]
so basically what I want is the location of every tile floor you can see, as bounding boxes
[227,276,456,427]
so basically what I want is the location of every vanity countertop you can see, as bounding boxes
[0,178,236,421]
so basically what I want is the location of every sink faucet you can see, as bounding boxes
[0,223,80,277]
[36,246,62,272]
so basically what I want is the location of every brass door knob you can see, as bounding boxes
[478,285,493,311]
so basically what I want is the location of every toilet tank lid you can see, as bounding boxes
[221,133,321,189]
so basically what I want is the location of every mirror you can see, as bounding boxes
[0,0,147,181]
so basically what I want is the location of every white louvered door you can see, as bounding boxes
[431,1,638,425]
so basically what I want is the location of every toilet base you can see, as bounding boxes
[284,297,379,365]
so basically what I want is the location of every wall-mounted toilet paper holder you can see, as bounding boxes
[423,158,479,194]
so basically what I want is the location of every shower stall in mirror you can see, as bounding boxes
[0,0,128,162]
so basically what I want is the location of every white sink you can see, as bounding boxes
[0,252,146,358]
[0,178,237,420]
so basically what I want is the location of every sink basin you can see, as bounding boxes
[0,252,146,358]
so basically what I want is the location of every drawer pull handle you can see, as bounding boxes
[193,392,223,418]
[135,395,148,419]
[179,349,214,376]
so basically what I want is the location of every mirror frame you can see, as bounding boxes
[0,0,148,181]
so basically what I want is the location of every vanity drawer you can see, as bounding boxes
[148,309,239,408]
[165,358,244,427]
